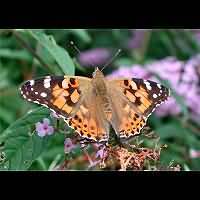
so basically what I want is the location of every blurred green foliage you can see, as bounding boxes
[0,29,200,171]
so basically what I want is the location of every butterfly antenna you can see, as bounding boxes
[101,48,121,72]
[69,41,96,68]
[70,41,82,54]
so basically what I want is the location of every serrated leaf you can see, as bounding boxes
[27,30,75,75]
[0,107,51,170]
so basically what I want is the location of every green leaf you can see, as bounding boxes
[69,29,91,43]
[0,107,51,170]
[156,122,184,139]
[156,120,194,141]
[156,120,200,148]
[183,164,191,171]
[27,30,75,75]
[0,49,32,61]
[158,31,178,57]
[0,106,15,124]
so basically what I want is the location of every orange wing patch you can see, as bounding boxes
[70,89,80,103]
[51,78,81,115]
[67,105,108,142]
[134,87,152,113]
[121,80,153,114]
[62,103,73,114]
[119,104,147,138]
[125,90,136,103]
[53,95,66,109]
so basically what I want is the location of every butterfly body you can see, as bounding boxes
[92,68,113,121]
[20,67,170,143]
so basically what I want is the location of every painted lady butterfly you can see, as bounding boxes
[20,67,170,143]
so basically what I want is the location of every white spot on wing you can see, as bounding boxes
[30,80,35,86]
[157,83,161,89]
[144,81,152,90]
[40,92,47,97]
[153,94,158,98]
[146,85,152,90]
[31,88,34,91]
[44,82,50,88]
[44,78,51,88]
[35,92,38,95]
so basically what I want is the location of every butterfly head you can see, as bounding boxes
[92,67,104,78]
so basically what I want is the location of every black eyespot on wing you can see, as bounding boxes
[124,80,129,86]
[70,78,76,85]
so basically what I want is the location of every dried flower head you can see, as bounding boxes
[109,147,160,171]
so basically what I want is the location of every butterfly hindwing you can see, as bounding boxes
[65,88,110,143]
[108,87,147,139]
[20,76,91,119]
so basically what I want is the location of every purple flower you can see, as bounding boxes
[107,65,151,79]
[78,48,111,67]
[130,65,152,79]
[127,29,146,49]
[155,97,181,117]
[95,146,107,159]
[147,57,184,87]
[35,118,54,137]
[107,66,134,79]
[64,138,76,153]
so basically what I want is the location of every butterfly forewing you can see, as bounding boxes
[20,76,91,119]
